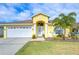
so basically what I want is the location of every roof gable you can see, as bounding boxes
[32,13,50,18]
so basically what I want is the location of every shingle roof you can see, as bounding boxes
[0,20,32,24]
[0,20,52,24]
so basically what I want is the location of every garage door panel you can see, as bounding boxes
[7,26,32,38]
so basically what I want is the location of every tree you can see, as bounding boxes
[52,12,76,40]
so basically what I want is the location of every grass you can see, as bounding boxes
[16,41,79,55]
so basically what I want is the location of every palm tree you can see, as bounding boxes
[52,12,76,40]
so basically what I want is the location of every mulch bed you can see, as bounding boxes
[46,38,79,42]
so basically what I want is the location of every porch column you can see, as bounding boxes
[34,23,36,35]
[45,24,48,38]
[4,26,7,39]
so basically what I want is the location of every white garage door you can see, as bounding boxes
[7,26,32,38]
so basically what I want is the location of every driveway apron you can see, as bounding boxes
[0,38,31,55]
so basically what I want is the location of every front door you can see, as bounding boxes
[38,26,44,37]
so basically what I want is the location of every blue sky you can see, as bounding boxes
[0,3,79,22]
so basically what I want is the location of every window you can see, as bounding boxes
[26,27,28,28]
[29,26,31,29]
[8,26,32,29]
[13,27,16,29]
[22,27,25,29]
[25,26,31,29]
[8,26,13,29]
[54,26,64,34]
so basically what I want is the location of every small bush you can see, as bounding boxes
[53,34,63,40]
[57,34,64,37]
[70,32,78,40]
[32,35,36,39]
[0,35,3,37]
[53,37,62,40]
[42,34,45,38]
[57,34,62,37]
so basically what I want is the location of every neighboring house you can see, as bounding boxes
[72,23,79,35]
[0,13,78,39]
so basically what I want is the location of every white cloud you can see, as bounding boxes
[30,3,79,22]
[15,10,31,20]
[0,3,79,22]
[0,4,31,22]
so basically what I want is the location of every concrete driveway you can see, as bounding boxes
[0,38,31,55]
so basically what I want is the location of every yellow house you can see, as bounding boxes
[0,13,74,39]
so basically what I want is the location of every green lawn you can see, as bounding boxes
[16,41,79,55]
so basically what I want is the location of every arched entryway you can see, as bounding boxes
[36,21,45,37]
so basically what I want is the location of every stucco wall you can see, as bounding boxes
[48,25,53,37]
[33,14,48,24]
[32,14,49,38]
[47,24,71,38]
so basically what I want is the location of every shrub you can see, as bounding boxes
[70,32,78,40]
[53,34,63,40]
[53,37,62,40]
[42,34,45,38]
[57,34,62,37]
[57,34,64,38]
[0,35,3,37]
[32,35,36,39]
